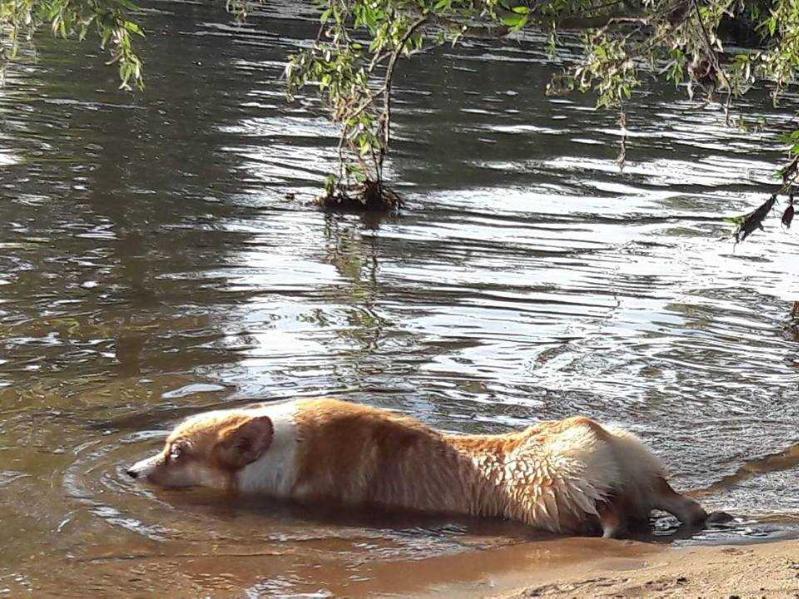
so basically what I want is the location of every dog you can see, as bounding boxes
[126,397,709,537]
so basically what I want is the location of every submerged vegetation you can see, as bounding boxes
[3,0,799,220]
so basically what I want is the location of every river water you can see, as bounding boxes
[0,0,797,596]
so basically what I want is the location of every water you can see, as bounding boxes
[0,0,798,595]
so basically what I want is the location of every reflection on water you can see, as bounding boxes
[0,0,797,595]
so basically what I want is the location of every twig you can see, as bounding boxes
[616,109,627,170]
[690,0,733,121]
[557,13,649,29]
[339,15,429,180]
[377,13,429,178]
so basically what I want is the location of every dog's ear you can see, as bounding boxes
[215,416,274,470]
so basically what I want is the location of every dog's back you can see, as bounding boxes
[273,400,706,536]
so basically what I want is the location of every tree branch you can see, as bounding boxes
[378,13,429,177]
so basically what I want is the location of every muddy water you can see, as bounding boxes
[1,0,798,595]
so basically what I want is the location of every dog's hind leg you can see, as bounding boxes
[597,499,625,538]
[597,493,651,538]
[652,477,707,526]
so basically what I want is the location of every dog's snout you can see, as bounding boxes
[125,468,139,479]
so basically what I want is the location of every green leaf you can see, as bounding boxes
[500,12,527,28]
[123,21,143,35]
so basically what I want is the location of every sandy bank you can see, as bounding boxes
[442,538,799,598]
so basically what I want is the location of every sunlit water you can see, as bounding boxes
[0,0,797,595]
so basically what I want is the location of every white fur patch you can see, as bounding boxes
[129,454,160,478]
[604,425,666,480]
[544,425,620,515]
[235,400,299,497]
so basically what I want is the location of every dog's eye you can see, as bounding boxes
[169,444,185,462]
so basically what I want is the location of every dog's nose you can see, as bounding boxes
[125,468,139,479]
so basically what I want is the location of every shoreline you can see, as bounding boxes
[3,525,797,597]
[416,537,799,598]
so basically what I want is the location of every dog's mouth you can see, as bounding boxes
[124,454,163,483]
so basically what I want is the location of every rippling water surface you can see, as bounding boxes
[0,0,797,595]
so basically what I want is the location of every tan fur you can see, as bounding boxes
[128,398,707,536]
[128,412,273,491]
[287,399,702,535]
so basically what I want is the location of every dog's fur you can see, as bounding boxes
[127,398,707,537]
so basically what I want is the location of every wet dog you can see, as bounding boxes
[126,397,709,537]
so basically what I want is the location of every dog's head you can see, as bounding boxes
[126,410,274,489]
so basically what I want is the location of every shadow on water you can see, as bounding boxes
[694,442,799,499]
[0,0,798,595]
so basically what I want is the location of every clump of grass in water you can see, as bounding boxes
[317,179,402,212]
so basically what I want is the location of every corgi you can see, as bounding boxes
[126,397,708,537]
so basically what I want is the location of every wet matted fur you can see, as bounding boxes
[127,398,707,537]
